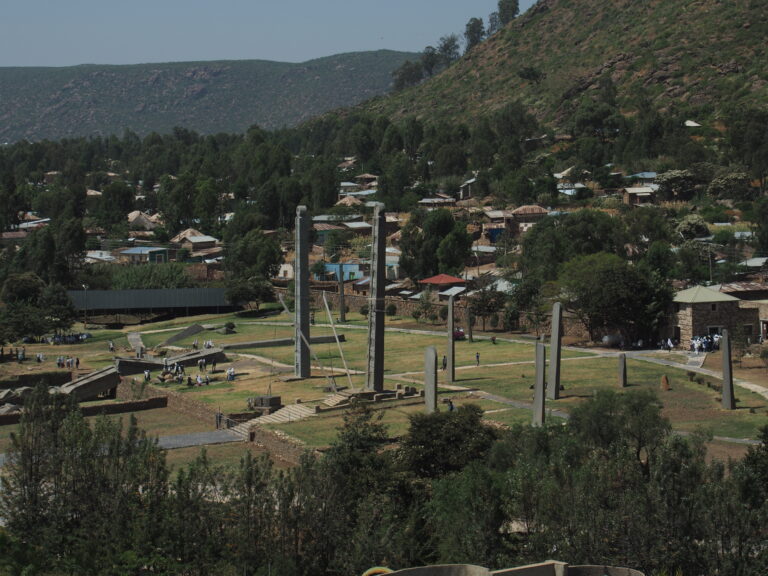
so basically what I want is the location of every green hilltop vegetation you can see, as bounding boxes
[365,0,768,125]
[0,50,417,143]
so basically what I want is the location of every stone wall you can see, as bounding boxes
[117,380,218,427]
[247,427,310,466]
[297,286,473,325]
[276,286,591,340]
[0,370,72,390]
[0,396,167,426]
[669,301,760,344]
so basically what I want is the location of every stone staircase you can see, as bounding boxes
[323,392,352,408]
[230,403,318,437]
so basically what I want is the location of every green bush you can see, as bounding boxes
[386,303,397,316]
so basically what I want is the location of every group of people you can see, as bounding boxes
[191,339,216,350]
[0,346,26,363]
[196,358,216,372]
[56,355,79,369]
[50,333,90,345]
[193,373,211,386]
[164,362,185,376]
[689,334,721,354]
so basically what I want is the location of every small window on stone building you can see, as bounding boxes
[711,304,717,311]
[744,325,753,336]
[673,303,680,312]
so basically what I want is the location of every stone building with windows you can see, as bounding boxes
[665,285,760,345]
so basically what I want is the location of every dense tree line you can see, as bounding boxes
[392,0,520,90]
[3,386,768,575]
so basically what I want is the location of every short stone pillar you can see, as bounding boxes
[618,353,627,388]
[721,329,735,410]
[424,346,438,413]
[446,295,456,383]
[532,342,546,426]
[547,302,562,399]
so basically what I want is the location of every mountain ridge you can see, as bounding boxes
[363,0,768,126]
[0,50,417,142]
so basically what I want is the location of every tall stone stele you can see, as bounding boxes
[446,295,456,383]
[424,346,438,413]
[532,342,546,426]
[338,263,346,323]
[294,205,311,378]
[365,203,386,392]
[547,302,563,400]
[721,329,735,410]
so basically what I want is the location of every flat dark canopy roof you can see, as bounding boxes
[67,288,230,311]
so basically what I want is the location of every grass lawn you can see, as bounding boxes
[234,330,593,375]
[0,407,212,454]
[703,348,768,389]
[155,358,365,413]
[265,395,539,449]
[4,314,767,469]
[141,321,298,349]
[163,442,283,474]
[462,357,768,439]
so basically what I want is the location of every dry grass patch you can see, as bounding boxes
[0,407,212,454]
[265,395,533,449]
[466,357,768,439]
[164,442,281,474]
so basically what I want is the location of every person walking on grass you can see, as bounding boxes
[476,352,480,366]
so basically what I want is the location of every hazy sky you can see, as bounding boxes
[0,0,536,67]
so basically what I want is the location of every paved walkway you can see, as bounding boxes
[127,332,145,353]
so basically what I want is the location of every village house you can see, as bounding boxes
[0,230,28,246]
[511,204,549,235]
[627,171,658,187]
[417,194,456,211]
[335,194,363,208]
[127,210,162,231]
[170,228,204,244]
[665,285,760,345]
[458,177,477,200]
[118,246,169,264]
[622,186,656,206]
[481,209,514,243]
[355,173,378,189]
[313,222,345,245]
[180,234,218,252]
[416,273,467,301]
[341,220,372,237]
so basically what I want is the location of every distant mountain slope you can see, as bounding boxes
[365,0,768,125]
[0,50,417,142]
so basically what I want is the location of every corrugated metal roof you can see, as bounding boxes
[121,247,167,255]
[185,235,218,243]
[511,204,548,215]
[674,285,739,304]
[343,221,372,230]
[439,286,466,297]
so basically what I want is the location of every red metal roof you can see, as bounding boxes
[419,273,466,285]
